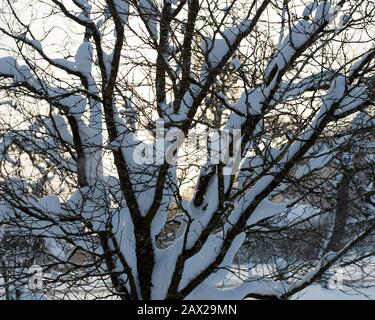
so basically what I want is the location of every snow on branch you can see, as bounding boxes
[0,57,87,115]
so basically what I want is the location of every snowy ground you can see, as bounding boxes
[2,263,375,300]
[219,263,375,300]
[295,284,375,300]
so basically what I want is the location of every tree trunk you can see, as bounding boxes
[326,172,351,253]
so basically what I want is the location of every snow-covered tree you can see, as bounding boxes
[0,0,374,299]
